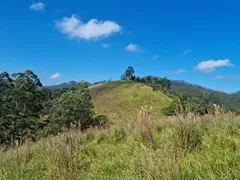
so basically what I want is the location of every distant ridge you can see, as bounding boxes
[45,80,106,90]
[45,81,77,89]
[171,80,240,110]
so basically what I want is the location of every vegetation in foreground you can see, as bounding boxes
[1,108,240,180]
[1,67,240,179]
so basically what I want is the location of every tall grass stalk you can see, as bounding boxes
[1,109,240,179]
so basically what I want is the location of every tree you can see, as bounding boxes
[120,74,127,80]
[0,70,44,145]
[41,88,68,114]
[49,83,95,133]
[121,66,135,80]
[161,92,214,116]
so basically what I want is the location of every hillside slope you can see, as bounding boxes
[89,80,172,122]
[171,80,240,110]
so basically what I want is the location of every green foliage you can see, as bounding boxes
[0,70,97,144]
[128,74,214,116]
[121,66,135,80]
[171,80,240,111]
[1,115,240,179]
[0,70,44,145]
[49,83,95,132]
[162,93,215,116]
[41,88,67,114]
[134,75,172,92]
[93,115,109,127]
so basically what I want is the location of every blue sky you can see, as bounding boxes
[1,0,239,93]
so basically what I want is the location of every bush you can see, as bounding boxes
[92,115,109,127]
[49,83,95,132]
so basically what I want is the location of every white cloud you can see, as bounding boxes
[30,2,45,11]
[165,69,187,74]
[195,59,233,72]
[183,49,192,55]
[125,43,140,52]
[101,43,111,48]
[55,15,121,40]
[152,54,159,60]
[50,73,60,80]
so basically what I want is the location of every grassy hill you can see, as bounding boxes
[89,80,172,122]
[45,79,240,111]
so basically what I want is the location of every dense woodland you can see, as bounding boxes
[0,67,240,146]
[0,70,106,145]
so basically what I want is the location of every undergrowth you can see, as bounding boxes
[1,109,240,179]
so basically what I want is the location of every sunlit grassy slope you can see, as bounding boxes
[89,80,172,122]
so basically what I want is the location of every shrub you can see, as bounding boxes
[49,83,95,133]
[92,115,109,127]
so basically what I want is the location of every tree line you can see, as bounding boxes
[1,67,238,145]
[120,66,234,116]
[0,70,107,145]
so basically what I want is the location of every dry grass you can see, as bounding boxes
[89,80,172,122]
[1,109,240,179]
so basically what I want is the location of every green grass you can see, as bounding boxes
[89,80,172,122]
[1,113,240,179]
[1,82,240,179]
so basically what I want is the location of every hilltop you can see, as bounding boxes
[45,79,240,111]
[89,80,172,122]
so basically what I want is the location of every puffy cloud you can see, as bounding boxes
[182,49,192,55]
[55,15,121,40]
[30,2,45,11]
[101,43,111,48]
[152,54,159,60]
[50,73,60,80]
[125,43,140,52]
[195,59,233,72]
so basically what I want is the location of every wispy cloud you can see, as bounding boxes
[195,59,233,72]
[165,69,187,74]
[101,43,111,48]
[55,15,121,40]
[182,49,192,55]
[30,2,45,11]
[215,75,235,80]
[152,54,159,60]
[177,69,187,73]
[50,73,60,80]
[125,43,140,52]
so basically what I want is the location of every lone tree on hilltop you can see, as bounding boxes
[121,66,135,80]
